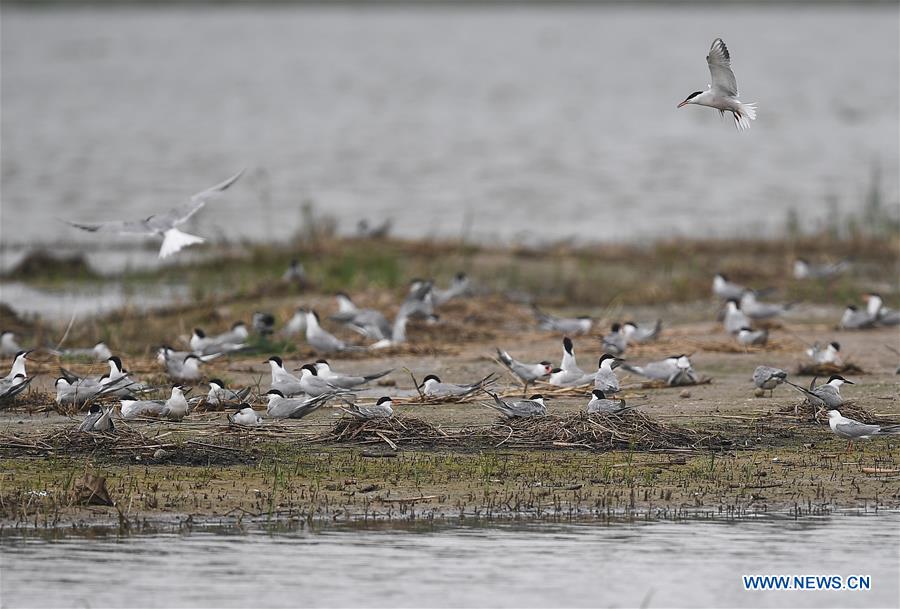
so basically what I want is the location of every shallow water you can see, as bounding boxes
[2,5,898,249]
[2,515,898,608]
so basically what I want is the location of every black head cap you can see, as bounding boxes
[376,396,393,405]
[828,375,852,384]
[551,367,563,374]
[267,356,283,366]
[829,342,840,350]
[108,356,123,369]
[455,272,467,281]
[610,323,621,332]
[598,354,617,366]
[301,363,318,375]
[423,374,441,383]
[563,337,573,354]
[539,361,552,367]
[684,91,703,101]
[847,304,858,311]
[528,394,544,401]
[209,378,225,387]
[194,328,206,338]
[266,389,285,397]
[315,359,329,365]
[232,321,246,330]
[88,404,101,414]
[592,389,606,399]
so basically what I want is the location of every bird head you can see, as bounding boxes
[678,91,704,108]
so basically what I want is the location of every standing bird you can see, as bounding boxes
[752,366,787,397]
[495,348,553,394]
[594,354,622,394]
[677,38,757,131]
[723,300,752,335]
[786,375,854,409]
[712,274,746,301]
[160,385,192,421]
[483,389,547,419]
[341,396,395,421]
[280,307,308,337]
[601,324,628,356]
[62,170,244,258]
[826,410,900,452]
[807,341,842,365]
[549,337,594,387]
[158,350,205,383]
[586,390,631,415]
[78,404,115,432]
[305,311,359,354]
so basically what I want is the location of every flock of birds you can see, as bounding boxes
[2,36,897,454]
[1,259,898,452]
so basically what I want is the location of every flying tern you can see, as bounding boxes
[678,38,757,130]
[62,169,244,258]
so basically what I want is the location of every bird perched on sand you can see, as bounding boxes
[786,375,854,409]
[483,389,546,419]
[826,410,900,452]
[678,38,757,131]
[752,366,787,397]
[62,170,244,258]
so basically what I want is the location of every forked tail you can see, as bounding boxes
[160,227,205,258]
[734,102,757,131]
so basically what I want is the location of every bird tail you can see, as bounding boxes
[160,227,204,258]
[877,424,900,435]
[734,102,757,131]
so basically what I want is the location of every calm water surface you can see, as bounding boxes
[2,515,899,608]
[2,5,898,250]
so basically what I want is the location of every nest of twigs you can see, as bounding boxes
[795,362,865,377]
[322,416,454,449]
[486,412,726,451]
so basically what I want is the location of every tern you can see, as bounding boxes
[264,389,330,419]
[533,306,593,335]
[737,327,768,346]
[601,324,628,356]
[55,376,131,408]
[266,356,300,384]
[594,354,622,394]
[0,331,24,357]
[51,342,113,362]
[160,385,193,421]
[252,312,276,336]
[206,379,252,406]
[3,350,30,383]
[752,366,787,397]
[622,355,695,386]
[400,279,435,320]
[827,410,900,451]
[62,169,244,258]
[723,300,752,335]
[432,273,472,307]
[120,397,166,419]
[806,341,841,365]
[712,274,746,301]
[622,320,662,343]
[678,38,757,131]
[158,350,205,382]
[550,337,594,387]
[786,375,853,409]
[839,305,876,330]
[190,327,246,356]
[341,396,395,420]
[495,348,552,393]
[281,307,308,337]
[313,360,392,389]
[483,389,546,419]
[793,259,848,280]
[0,374,30,404]
[282,258,308,285]
[78,404,115,433]
[586,390,631,415]
[305,311,361,353]
[740,291,791,320]
[295,363,351,397]
[368,308,413,350]
[228,404,263,426]
[420,373,498,399]
[864,294,900,326]
[330,293,392,340]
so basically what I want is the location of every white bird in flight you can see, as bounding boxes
[63,169,244,258]
[678,38,757,131]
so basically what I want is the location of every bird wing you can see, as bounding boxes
[155,169,245,227]
[62,218,154,236]
[834,421,880,438]
[707,38,738,97]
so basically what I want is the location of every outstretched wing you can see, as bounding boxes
[157,169,245,227]
[62,218,154,236]
[707,38,738,98]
